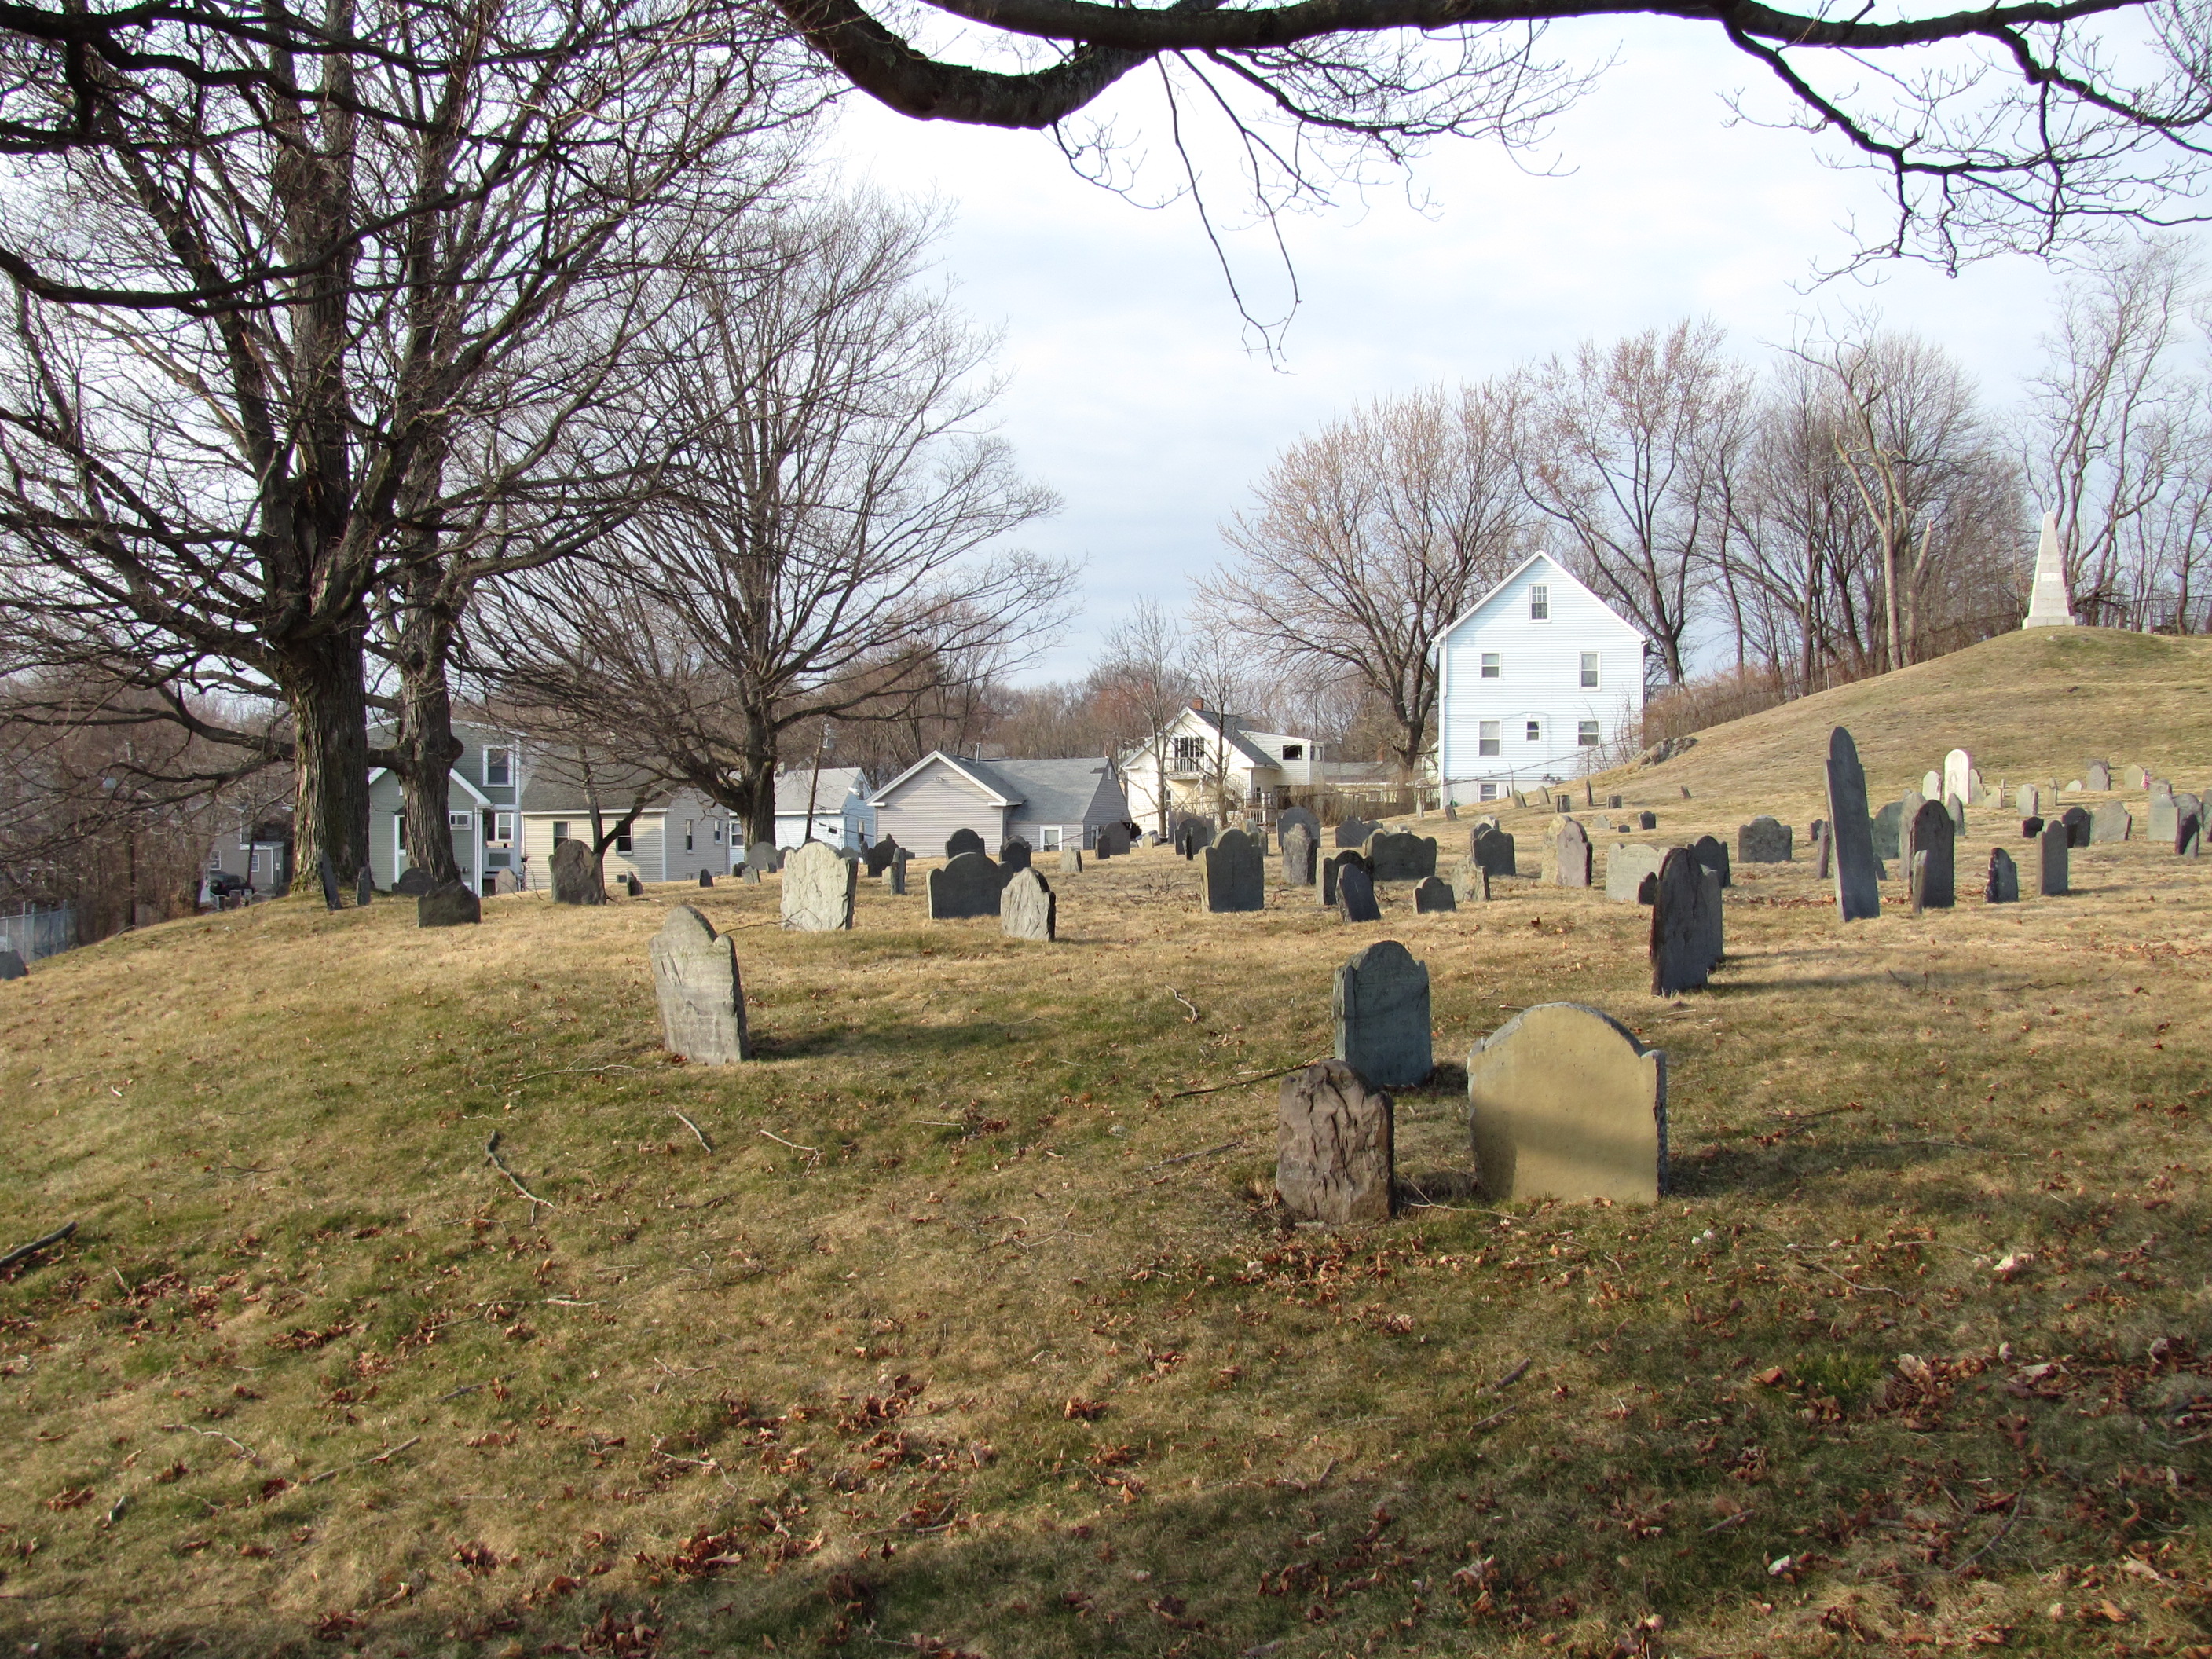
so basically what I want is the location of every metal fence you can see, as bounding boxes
[0,903,77,964]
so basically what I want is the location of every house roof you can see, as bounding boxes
[1435,551,1649,646]
[870,752,1118,822]
[518,758,682,815]
[774,767,870,816]
[1122,707,1283,772]
[870,751,1019,808]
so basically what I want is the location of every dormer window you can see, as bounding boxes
[1529,584,1550,621]
[483,746,512,788]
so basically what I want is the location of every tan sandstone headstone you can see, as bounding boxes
[1467,1002,1667,1204]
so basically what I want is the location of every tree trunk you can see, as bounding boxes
[274,630,372,897]
[394,584,466,885]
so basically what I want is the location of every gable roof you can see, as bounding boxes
[869,751,1020,808]
[1124,707,1280,771]
[963,757,1119,823]
[518,757,684,815]
[1437,551,1647,646]
[774,767,871,816]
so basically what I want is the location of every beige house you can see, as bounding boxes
[516,766,736,888]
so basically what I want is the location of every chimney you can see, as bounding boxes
[1189,698,1204,712]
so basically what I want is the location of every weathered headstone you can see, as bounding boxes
[551,837,603,905]
[1413,876,1456,913]
[649,905,749,1064]
[2085,760,2111,792]
[781,840,857,932]
[1608,794,1624,810]
[356,865,374,906]
[494,869,520,896]
[1001,867,1057,941]
[2036,821,2069,896]
[1336,865,1382,923]
[1365,830,1437,883]
[886,856,908,896]
[1278,806,1321,852]
[1736,816,1791,863]
[742,864,761,885]
[1551,819,1591,888]
[1335,939,1431,1087]
[1474,826,1518,877]
[624,872,644,897]
[0,946,27,980]
[1281,824,1317,887]
[1679,786,1692,799]
[1059,846,1082,874]
[863,838,901,877]
[1690,834,1731,889]
[1921,769,1942,801]
[1606,843,1666,905]
[1650,848,1721,994]
[1986,847,2019,903]
[945,828,985,861]
[2123,763,2149,790]
[1943,749,1973,808]
[1174,818,1214,859]
[1467,1003,1667,1204]
[1813,821,1833,881]
[1275,1060,1393,1225]
[1321,849,1372,907]
[1335,818,1376,849]
[1443,802,1459,822]
[1907,800,1955,910]
[927,851,1002,919]
[417,881,481,928]
[747,841,782,874]
[1825,727,1881,923]
[317,851,341,912]
[2152,778,2174,802]
[2060,804,2092,848]
[2180,806,2203,859]
[1199,828,1265,913]
[698,870,715,888]
[1945,793,1967,831]
[2148,793,2183,843]
[1449,857,1490,904]
[394,866,433,897]
[2021,816,2045,839]
[1636,811,1657,831]
[999,837,1034,873]
[1871,800,1906,861]
[2089,801,2130,844]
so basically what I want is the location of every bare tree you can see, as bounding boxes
[1205,380,1525,775]
[1093,598,1192,835]
[478,199,1071,844]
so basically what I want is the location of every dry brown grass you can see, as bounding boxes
[4,637,2212,1658]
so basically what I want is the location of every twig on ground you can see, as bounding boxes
[758,1129,820,1169]
[1789,1254,1904,1299]
[1144,1137,1244,1173]
[484,1133,554,1215]
[162,1424,255,1460]
[1952,1495,2023,1574]
[670,1110,712,1152]
[1169,1064,1310,1099]
[0,1221,77,1275]
[1470,1405,1520,1433]
[1170,988,1199,1023]
[1705,1510,1753,1534]
[1488,1358,1532,1393]
[305,1437,422,1485]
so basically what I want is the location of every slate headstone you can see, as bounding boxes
[2036,821,2069,896]
[1906,799,1955,910]
[1555,794,1573,815]
[1449,857,1490,905]
[2148,794,2181,843]
[1551,819,1591,888]
[781,840,857,932]
[1474,826,1518,877]
[1736,816,1791,863]
[1096,822,1131,859]
[1174,818,1214,859]
[551,837,602,905]
[2060,804,2092,848]
[945,828,986,861]
[1608,794,1624,810]
[1871,800,1906,862]
[999,837,1033,873]
[1690,834,1730,889]
[1813,821,1832,881]
[698,870,715,888]
[1276,1060,1393,1225]
[1365,830,1437,883]
[317,851,340,912]
[394,866,433,897]
[417,881,481,928]
[649,905,749,1064]
[2090,802,2130,844]
[2021,816,2044,838]
[1443,802,1459,822]
[747,841,782,874]
[0,946,27,981]
[1636,811,1657,832]
[2180,807,2203,859]
[1199,828,1265,914]
[1278,807,1321,853]
[1606,843,1666,905]
[1335,818,1375,849]
[1336,865,1382,924]
[1001,867,1057,941]
[624,872,644,897]
[1825,727,1881,923]
[864,838,901,877]
[1467,1003,1668,1204]
[1985,847,2019,903]
[1650,847,1720,994]
[886,856,907,896]
[1060,846,1082,875]
[927,851,1002,919]
[1321,849,1371,907]
[356,865,374,906]
[1282,824,1317,887]
[1334,939,1431,1087]
[1413,876,1456,913]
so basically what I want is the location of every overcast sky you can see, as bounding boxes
[830,20,2203,686]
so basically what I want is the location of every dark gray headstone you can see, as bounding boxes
[2021,816,2045,838]
[864,838,901,877]
[780,840,856,932]
[1474,826,1518,877]
[1096,822,1131,859]
[1450,857,1490,904]
[551,837,602,905]
[1690,835,1730,889]
[2089,802,2130,844]
[1277,807,1320,853]
[1985,847,2018,903]
[2179,806,2203,859]
[1001,867,1056,941]
[887,856,907,896]
[1174,818,1214,859]
[1637,811,1657,831]
[417,881,481,928]
[928,850,1002,919]
[356,865,374,906]
[1907,800,1955,910]
[1871,800,1905,862]
[945,828,986,861]
[1336,865,1382,923]
[1650,847,1721,994]
[317,851,340,912]
[1413,876,1455,913]
[698,870,715,888]
[649,905,749,1064]
[1680,785,1692,800]
[1608,794,1624,810]
[2036,822,2069,896]
[0,946,27,981]
[1335,939,1431,1087]
[1825,727,1880,923]
[624,872,643,897]
[1736,817,1791,863]
[394,866,434,897]
[2060,805,2092,848]
[1321,849,1371,907]
[1281,824,1317,887]
[1335,818,1375,849]
[1552,819,1591,888]
[1365,830,1437,883]
[998,837,1033,873]
[1199,828,1265,913]
[1276,1060,1393,1225]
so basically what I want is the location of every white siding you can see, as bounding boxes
[875,764,1008,858]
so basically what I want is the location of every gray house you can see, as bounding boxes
[870,753,1130,855]
[367,723,525,895]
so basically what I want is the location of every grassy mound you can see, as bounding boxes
[4,690,2212,1654]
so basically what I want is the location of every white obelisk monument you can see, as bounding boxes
[2023,511,2077,628]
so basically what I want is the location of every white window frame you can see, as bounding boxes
[1580,652,1599,689]
[1577,720,1601,748]
[490,811,515,843]
[1480,652,1500,679]
[684,819,695,852]
[552,820,570,845]
[1280,743,1304,760]
[1528,584,1550,621]
[1039,826,1063,851]
[1525,720,1543,744]
[1478,782,1500,802]
[1478,720,1500,758]
[482,745,513,788]
[615,830,633,855]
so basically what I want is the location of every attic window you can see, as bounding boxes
[1280,743,1304,760]
[1529,585,1550,621]
[483,746,512,787]
[1174,736,1205,765]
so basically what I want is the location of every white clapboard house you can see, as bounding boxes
[774,766,876,851]
[1433,552,1648,805]
[870,753,1130,856]
[1119,705,1320,832]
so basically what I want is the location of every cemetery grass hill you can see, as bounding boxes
[6,623,2212,1657]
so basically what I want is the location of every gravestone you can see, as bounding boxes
[2090,801,2131,844]
[2180,806,2203,859]
[1736,816,1791,863]
[1608,794,1624,810]
[2086,760,2111,792]
[494,869,520,895]
[781,840,857,932]
[1174,819,1213,859]
[1335,818,1376,849]
[742,865,761,885]
[1002,868,1057,941]
[1943,749,1973,808]
[1650,847,1721,994]
[1906,800,1955,910]
[551,837,603,905]
[1413,876,1456,913]
[649,905,749,1064]
[1691,834,1731,889]
[1275,1060,1393,1225]
[1060,846,1082,874]
[945,827,985,861]
[417,881,481,928]
[2060,804,2091,848]
[747,841,782,874]
[886,856,907,896]
[1467,1003,1667,1204]
[1281,824,1317,887]
[1365,830,1437,882]
[1097,822,1131,859]
[1921,769,1941,801]
[1278,807,1321,852]
[317,851,341,912]
[1946,793,1967,831]
[1449,857,1491,905]
[1637,811,1657,831]
[998,837,1033,873]
[928,851,1002,919]
[624,873,643,897]
[2126,763,2149,790]
[1606,843,1666,905]
[698,870,715,888]
[1986,847,2019,903]
[1813,822,1832,881]
[0,945,24,981]
[864,838,901,877]
[394,866,433,897]
[2036,821,2069,896]
[2152,778,2174,801]
[1199,828,1265,913]
[1825,727,1881,923]
[1680,786,1692,799]
[1871,800,1906,861]
[1321,849,1372,907]
[1474,826,1518,877]
[1444,802,1459,822]
[1551,819,1591,888]
[2022,816,2045,839]
[1334,939,1431,1087]
[356,865,374,906]
[1336,865,1382,923]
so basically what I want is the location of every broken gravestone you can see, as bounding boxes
[1277,806,1321,852]
[1001,868,1057,941]
[1334,939,1432,1088]
[649,905,749,1064]
[1650,847,1720,994]
[2060,804,2092,848]
[1986,847,2019,903]
[1199,828,1265,913]
[1449,857,1490,905]
[551,837,603,905]
[928,851,1002,919]
[1467,1003,1668,1205]
[417,881,481,928]
[781,840,857,932]
[1275,1060,1393,1225]
[624,872,643,897]
[317,851,340,912]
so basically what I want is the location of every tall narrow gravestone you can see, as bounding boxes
[1986,847,2019,903]
[1282,824,1317,887]
[356,865,374,906]
[1552,819,1591,888]
[927,851,1002,919]
[1199,828,1265,913]
[886,855,908,896]
[551,837,603,905]
[1002,868,1057,941]
[1906,800,1955,910]
[2180,805,2203,859]
[781,840,857,932]
[1276,1060,1393,1225]
[1334,939,1431,1088]
[1650,848,1721,994]
[1336,865,1382,924]
[1467,1004,1668,1204]
[1321,849,1371,907]
[2037,821,2069,896]
[317,851,341,912]
[1825,727,1881,922]
[650,906,750,1064]
[1943,749,1973,808]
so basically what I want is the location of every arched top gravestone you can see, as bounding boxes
[1277,806,1320,853]
[781,840,857,932]
[1467,1003,1667,1204]
[1907,799,1955,910]
[945,827,986,860]
[1200,829,1265,913]
[927,851,1002,919]
[1002,867,1057,941]
[1334,939,1431,1088]
[1281,824,1317,887]
[1824,727,1880,923]
[649,905,749,1064]
[1365,830,1437,883]
[998,837,1033,872]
